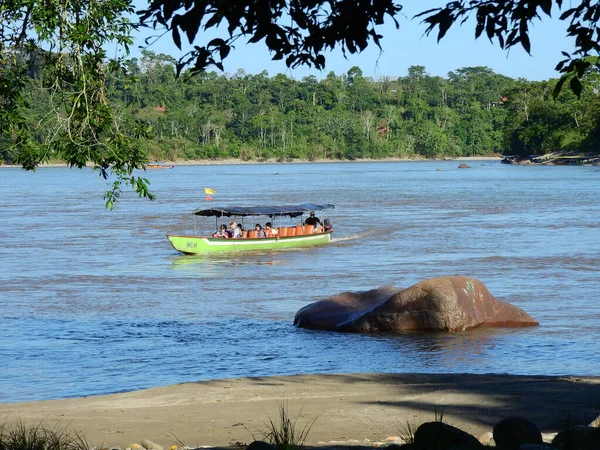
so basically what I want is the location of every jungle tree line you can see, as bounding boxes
[7,50,600,164]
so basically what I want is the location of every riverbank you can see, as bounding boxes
[1,374,598,448]
[0,156,501,168]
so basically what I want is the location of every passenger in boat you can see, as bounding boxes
[304,211,321,227]
[229,221,242,238]
[265,222,278,237]
[323,218,333,232]
[255,224,266,238]
[212,224,230,238]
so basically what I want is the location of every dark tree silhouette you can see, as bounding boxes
[140,0,599,96]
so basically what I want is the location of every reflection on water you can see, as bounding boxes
[0,162,599,402]
[331,229,379,243]
[171,253,283,273]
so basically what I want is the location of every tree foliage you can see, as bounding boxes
[1,0,154,208]
[138,0,401,75]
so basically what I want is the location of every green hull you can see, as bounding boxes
[167,232,333,254]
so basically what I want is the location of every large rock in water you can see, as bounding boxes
[293,276,538,332]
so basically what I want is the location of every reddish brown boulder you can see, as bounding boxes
[293,276,538,332]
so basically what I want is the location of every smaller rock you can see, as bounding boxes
[494,417,543,450]
[589,414,600,427]
[477,431,494,446]
[141,440,163,450]
[414,422,483,449]
[551,425,600,449]
[246,441,275,450]
[458,163,472,168]
[128,444,143,450]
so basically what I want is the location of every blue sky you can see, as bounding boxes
[130,1,574,81]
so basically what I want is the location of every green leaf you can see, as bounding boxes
[172,26,181,49]
[539,0,552,16]
[559,8,577,20]
[520,30,531,54]
[552,75,568,98]
[569,75,582,98]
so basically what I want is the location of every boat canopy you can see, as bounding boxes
[193,203,334,218]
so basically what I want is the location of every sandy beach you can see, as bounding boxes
[1,374,599,448]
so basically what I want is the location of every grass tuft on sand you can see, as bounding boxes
[0,421,89,450]
[263,400,317,450]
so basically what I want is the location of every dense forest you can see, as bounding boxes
[3,50,600,164]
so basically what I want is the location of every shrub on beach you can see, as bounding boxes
[0,421,89,450]
[262,400,316,450]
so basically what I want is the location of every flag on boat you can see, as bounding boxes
[204,188,215,195]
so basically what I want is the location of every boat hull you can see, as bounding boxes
[167,232,333,254]
[147,164,174,169]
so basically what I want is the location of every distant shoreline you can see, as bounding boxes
[0,156,501,168]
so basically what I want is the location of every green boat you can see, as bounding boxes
[167,203,334,255]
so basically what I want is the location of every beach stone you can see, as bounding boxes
[551,425,600,449]
[589,415,600,427]
[413,421,484,449]
[141,440,163,450]
[246,441,275,450]
[494,417,543,450]
[477,431,494,445]
[294,276,538,332]
[128,444,143,450]
[373,437,405,447]
[383,436,402,442]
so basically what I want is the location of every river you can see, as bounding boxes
[0,160,598,402]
